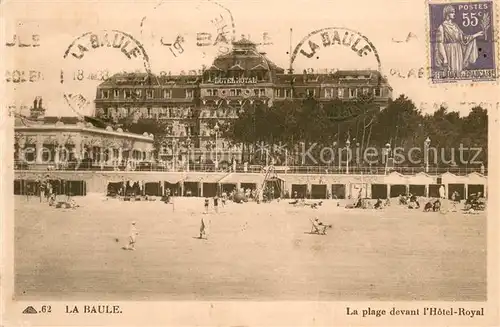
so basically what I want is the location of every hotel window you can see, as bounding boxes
[284,89,292,98]
[324,88,332,98]
[349,88,357,98]
[375,88,382,97]
[254,89,259,96]
[338,88,344,98]
[185,89,194,98]
[362,88,369,95]
[146,89,154,99]
[147,107,151,118]
[236,89,242,96]
[259,89,266,97]
[163,89,172,99]
[306,89,315,97]
[101,90,109,99]
[124,90,132,99]
[207,89,213,96]
[113,89,120,98]
[230,89,236,96]
[274,89,281,98]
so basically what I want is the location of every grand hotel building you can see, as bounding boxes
[94,38,392,167]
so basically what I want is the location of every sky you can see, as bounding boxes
[4,0,499,117]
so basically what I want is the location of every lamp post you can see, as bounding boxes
[186,137,191,172]
[345,137,351,174]
[172,139,177,172]
[424,137,431,173]
[385,142,391,175]
[214,123,219,170]
[356,142,360,172]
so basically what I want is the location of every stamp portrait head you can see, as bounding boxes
[443,5,456,20]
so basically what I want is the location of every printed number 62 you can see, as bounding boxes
[462,12,479,27]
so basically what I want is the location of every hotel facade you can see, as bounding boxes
[94,38,393,168]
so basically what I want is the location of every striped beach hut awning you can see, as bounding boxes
[407,172,435,185]
[383,171,409,184]
[218,173,265,185]
[161,173,187,184]
[183,173,228,183]
[465,172,487,185]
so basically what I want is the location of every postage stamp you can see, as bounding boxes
[1,0,499,327]
[428,0,497,83]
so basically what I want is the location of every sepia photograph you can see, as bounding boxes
[1,0,498,326]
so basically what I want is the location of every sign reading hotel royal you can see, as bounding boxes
[213,76,258,84]
[2,1,498,327]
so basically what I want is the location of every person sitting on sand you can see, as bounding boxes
[48,193,56,206]
[465,193,478,206]
[384,198,391,207]
[311,217,332,235]
[423,201,433,212]
[164,193,171,204]
[374,198,383,209]
[69,198,79,209]
[408,195,420,209]
[432,199,441,212]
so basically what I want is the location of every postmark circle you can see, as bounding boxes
[61,29,154,118]
[291,27,382,72]
[139,0,236,72]
[290,27,385,122]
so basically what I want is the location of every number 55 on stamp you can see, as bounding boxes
[428,0,496,83]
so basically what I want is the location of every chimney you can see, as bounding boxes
[30,96,45,120]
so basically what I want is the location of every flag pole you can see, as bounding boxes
[288,28,293,74]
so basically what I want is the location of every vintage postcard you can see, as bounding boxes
[1,0,499,326]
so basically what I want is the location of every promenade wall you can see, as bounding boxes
[14,170,487,199]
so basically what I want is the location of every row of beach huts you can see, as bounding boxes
[13,171,487,200]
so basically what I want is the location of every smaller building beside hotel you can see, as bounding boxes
[14,101,154,171]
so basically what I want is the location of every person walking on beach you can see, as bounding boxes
[438,185,448,213]
[221,191,227,207]
[199,218,207,239]
[213,196,219,213]
[125,221,139,250]
[204,197,210,214]
[451,190,460,212]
